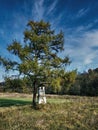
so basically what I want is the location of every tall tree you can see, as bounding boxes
[0,20,70,106]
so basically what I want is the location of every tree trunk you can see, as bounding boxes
[32,80,37,106]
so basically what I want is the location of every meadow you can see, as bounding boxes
[0,93,98,130]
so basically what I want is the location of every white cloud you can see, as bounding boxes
[84,53,96,65]
[64,28,98,71]
[84,30,98,46]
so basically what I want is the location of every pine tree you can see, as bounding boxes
[0,20,70,106]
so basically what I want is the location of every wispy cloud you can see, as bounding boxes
[47,0,58,15]
[76,8,89,18]
[32,0,44,20]
[31,0,62,32]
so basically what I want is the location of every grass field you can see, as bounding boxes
[0,93,98,130]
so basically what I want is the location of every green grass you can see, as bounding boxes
[0,93,98,130]
[0,98,32,107]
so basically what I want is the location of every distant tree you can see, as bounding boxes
[60,70,77,94]
[4,76,32,93]
[4,77,23,92]
[0,20,70,106]
[75,68,98,96]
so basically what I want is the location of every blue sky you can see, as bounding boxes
[0,0,98,81]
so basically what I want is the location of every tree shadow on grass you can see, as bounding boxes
[0,98,32,107]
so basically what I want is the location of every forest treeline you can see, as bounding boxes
[0,67,98,96]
